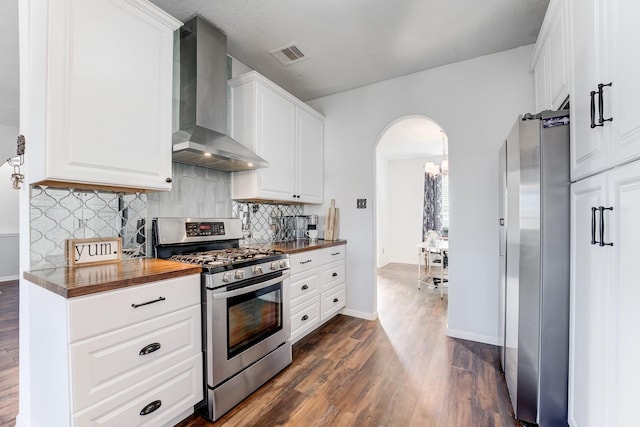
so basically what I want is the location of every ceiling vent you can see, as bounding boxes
[270,43,307,65]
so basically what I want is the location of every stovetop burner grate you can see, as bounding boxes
[169,248,283,267]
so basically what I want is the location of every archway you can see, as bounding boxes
[374,115,448,269]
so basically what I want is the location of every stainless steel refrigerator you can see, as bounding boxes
[498,110,570,426]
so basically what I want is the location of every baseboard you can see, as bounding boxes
[340,307,378,321]
[446,328,501,346]
[0,275,19,283]
[15,414,27,427]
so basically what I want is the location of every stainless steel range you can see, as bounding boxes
[152,217,291,421]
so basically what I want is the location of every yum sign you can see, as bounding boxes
[66,237,122,267]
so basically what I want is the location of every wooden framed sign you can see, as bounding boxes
[66,237,122,267]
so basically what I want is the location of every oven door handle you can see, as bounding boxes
[211,272,290,300]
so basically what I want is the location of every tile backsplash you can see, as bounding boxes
[30,186,146,270]
[29,163,306,268]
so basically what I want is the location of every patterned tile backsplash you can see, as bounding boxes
[232,202,303,244]
[30,186,146,270]
[29,163,306,269]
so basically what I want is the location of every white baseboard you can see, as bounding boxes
[340,307,378,321]
[0,275,19,283]
[15,414,27,427]
[446,328,501,346]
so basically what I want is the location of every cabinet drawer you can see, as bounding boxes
[68,274,200,341]
[321,284,346,321]
[70,304,201,412]
[290,269,320,307]
[290,296,320,342]
[73,353,202,426]
[322,260,345,291]
[322,246,346,264]
[289,250,322,275]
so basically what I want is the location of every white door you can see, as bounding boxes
[255,85,296,200]
[569,0,609,181]
[569,173,608,427]
[606,160,640,426]
[296,108,324,203]
[607,1,640,167]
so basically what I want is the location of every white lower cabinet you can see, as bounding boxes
[27,274,203,427]
[289,245,346,343]
[72,354,202,426]
[569,159,640,426]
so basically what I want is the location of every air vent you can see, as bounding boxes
[270,43,307,65]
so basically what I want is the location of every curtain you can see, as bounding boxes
[422,172,442,240]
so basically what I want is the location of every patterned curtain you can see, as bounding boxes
[422,172,442,240]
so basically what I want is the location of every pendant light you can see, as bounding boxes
[424,130,449,177]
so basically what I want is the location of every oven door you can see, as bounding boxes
[206,270,290,387]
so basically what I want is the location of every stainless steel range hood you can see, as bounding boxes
[172,17,268,172]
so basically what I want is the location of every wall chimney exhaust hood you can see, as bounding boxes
[172,17,268,172]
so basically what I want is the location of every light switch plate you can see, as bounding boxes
[357,198,367,209]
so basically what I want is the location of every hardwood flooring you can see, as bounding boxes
[0,280,19,427]
[0,264,517,427]
[179,263,518,427]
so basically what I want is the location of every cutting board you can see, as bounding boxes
[324,199,339,240]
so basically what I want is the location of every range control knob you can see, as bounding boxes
[234,270,245,280]
[253,265,263,275]
[270,262,278,271]
[222,272,232,283]
[279,260,287,269]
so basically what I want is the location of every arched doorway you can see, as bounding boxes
[375,116,448,268]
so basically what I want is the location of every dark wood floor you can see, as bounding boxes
[179,263,518,427]
[0,280,19,427]
[0,265,518,427]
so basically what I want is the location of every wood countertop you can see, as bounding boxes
[24,258,202,298]
[244,239,347,254]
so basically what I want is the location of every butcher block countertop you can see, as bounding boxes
[24,258,202,298]
[245,239,347,254]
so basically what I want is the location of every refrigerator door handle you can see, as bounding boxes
[591,207,598,245]
[598,206,614,247]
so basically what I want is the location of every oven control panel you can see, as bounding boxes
[186,221,225,237]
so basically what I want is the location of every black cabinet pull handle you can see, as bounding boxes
[599,206,614,247]
[332,272,338,277]
[301,284,309,290]
[590,91,600,128]
[591,207,598,245]
[139,342,161,356]
[598,82,613,124]
[333,298,339,303]
[301,314,309,321]
[300,259,312,264]
[139,399,162,416]
[131,296,165,309]
[165,177,172,183]
[331,252,341,256]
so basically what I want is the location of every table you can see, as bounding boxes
[417,240,449,297]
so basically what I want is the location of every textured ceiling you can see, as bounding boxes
[151,0,549,101]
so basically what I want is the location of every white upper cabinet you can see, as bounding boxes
[569,0,640,181]
[22,0,181,191]
[230,71,324,204]
[296,108,324,203]
[531,0,570,112]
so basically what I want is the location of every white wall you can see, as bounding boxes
[307,45,534,343]
[386,157,428,265]
[0,125,20,281]
[375,156,389,267]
